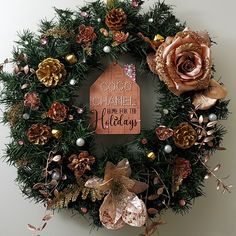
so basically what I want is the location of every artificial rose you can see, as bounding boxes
[76,25,97,44]
[112,31,129,46]
[47,101,69,123]
[155,28,212,96]
[24,92,40,110]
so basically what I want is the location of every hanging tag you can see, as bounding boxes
[90,63,141,134]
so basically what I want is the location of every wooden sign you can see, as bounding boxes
[90,63,140,134]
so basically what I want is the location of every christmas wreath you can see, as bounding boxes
[0,0,231,235]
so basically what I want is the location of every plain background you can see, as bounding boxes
[0,0,235,235]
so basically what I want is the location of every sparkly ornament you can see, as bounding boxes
[155,125,173,140]
[40,37,48,45]
[173,123,197,149]
[154,34,164,42]
[164,145,172,154]
[68,152,95,180]
[179,199,186,207]
[208,113,217,121]
[80,207,88,214]
[22,113,30,120]
[47,102,69,123]
[65,54,78,64]
[51,129,62,139]
[97,18,101,23]
[68,115,74,120]
[24,41,29,45]
[36,58,66,87]
[103,46,111,53]
[77,107,84,114]
[80,11,89,18]
[18,140,24,146]
[52,171,61,180]
[69,79,76,86]
[27,123,51,145]
[76,138,85,147]
[147,151,156,161]
[148,18,154,23]
[163,109,169,115]
[105,8,127,31]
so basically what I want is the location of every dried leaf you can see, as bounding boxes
[203,136,214,143]
[207,121,218,127]
[148,208,158,215]
[52,155,61,162]
[42,214,53,221]
[213,164,221,172]
[204,155,210,163]
[41,222,47,231]
[217,146,226,151]
[24,65,30,74]
[199,115,204,124]
[207,130,215,136]
[4,58,9,64]
[39,190,49,198]
[191,118,198,123]
[148,194,159,201]
[207,141,214,147]
[33,183,45,190]
[27,224,37,231]
[204,174,210,180]
[54,189,59,197]
[49,179,58,187]
[157,187,164,195]
[153,176,160,185]
[216,181,221,190]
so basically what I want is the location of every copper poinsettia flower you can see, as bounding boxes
[85,159,148,230]
[112,31,129,46]
[24,92,40,110]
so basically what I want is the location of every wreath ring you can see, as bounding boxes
[0,0,230,234]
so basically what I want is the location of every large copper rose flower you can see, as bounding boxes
[155,28,212,96]
[76,25,97,44]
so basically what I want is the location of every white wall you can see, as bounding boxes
[0,0,235,235]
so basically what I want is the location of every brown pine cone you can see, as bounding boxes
[173,123,197,149]
[68,152,95,180]
[105,8,127,31]
[27,123,51,145]
[36,58,66,87]
[24,92,40,110]
[47,101,69,123]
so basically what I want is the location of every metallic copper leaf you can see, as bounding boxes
[33,183,45,189]
[157,187,164,195]
[27,224,37,231]
[148,194,159,201]
[42,214,53,221]
[148,208,158,214]
[207,121,218,127]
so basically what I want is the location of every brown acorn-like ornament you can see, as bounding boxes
[173,123,197,149]
[105,8,127,31]
[27,123,51,145]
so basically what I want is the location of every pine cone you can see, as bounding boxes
[47,101,69,123]
[68,152,95,180]
[105,8,127,31]
[27,123,51,145]
[36,58,66,87]
[173,123,197,149]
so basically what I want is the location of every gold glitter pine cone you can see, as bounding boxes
[173,123,197,149]
[27,123,52,145]
[105,8,127,31]
[36,58,66,87]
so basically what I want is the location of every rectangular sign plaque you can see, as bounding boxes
[90,63,141,134]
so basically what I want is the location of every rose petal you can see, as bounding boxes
[122,193,147,227]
